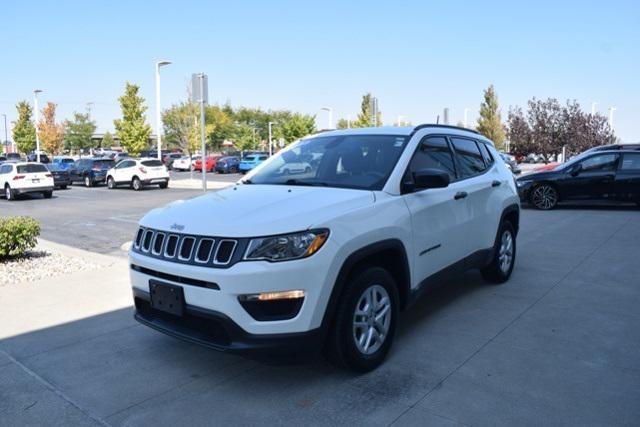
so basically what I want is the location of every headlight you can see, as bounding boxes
[244,229,329,262]
[516,180,531,187]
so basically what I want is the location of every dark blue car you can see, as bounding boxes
[69,158,115,187]
[215,156,240,174]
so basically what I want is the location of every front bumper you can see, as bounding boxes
[516,181,533,201]
[132,288,322,354]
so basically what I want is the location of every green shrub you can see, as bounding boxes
[0,216,41,259]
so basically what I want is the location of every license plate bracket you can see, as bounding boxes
[149,280,185,316]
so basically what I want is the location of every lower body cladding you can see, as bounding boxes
[141,177,169,186]
[129,250,332,354]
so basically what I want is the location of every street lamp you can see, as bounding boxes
[268,122,275,156]
[463,108,469,128]
[155,60,172,160]
[34,89,43,162]
[320,107,333,129]
[608,107,617,130]
[1,114,8,152]
[591,102,597,115]
[397,115,405,126]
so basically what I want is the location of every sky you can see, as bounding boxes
[1,0,639,142]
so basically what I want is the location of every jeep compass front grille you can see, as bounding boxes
[132,227,242,268]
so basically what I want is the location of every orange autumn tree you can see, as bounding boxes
[38,102,65,155]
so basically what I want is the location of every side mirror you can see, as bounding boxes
[405,168,450,192]
[570,163,582,176]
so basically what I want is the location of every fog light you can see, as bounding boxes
[241,290,305,301]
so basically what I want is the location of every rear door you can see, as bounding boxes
[615,153,640,202]
[403,136,469,280]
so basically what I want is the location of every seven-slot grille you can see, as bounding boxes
[133,227,237,266]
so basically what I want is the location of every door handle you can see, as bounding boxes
[454,191,468,200]
[492,180,501,187]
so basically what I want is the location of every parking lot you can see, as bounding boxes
[1,186,639,425]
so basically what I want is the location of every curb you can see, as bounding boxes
[37,238,125,267]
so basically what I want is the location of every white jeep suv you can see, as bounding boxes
[130,125,520,371]
[106,158,169,190]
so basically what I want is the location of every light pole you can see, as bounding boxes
[347,114,352,129]
[155,60,172,160]
[268,122,274,156]
[608,107,617,130]
[397,115,405,126]
[33,90,42,162]
[591,102,597,115]
[1,114,7,152]
[463,108,469,128]
[320,107,333,129]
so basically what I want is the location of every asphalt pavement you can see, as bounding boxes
[1,201,639,425]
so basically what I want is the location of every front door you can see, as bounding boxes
[560,153,619,200]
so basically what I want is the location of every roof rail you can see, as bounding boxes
[411,124,481,136]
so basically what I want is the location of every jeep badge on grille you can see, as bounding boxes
[170,223,185,231]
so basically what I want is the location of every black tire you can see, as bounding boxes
[230,167,238,174]
[158,182,168,189]
[107,176,116,189]
[60,184,67,190]
[530,183,558,210]
[481,221,516,284]
[4,184,15,201]
[43,190,53,199]
[132,177,143,191]
[324,267,399,372]
[84,176,93,187]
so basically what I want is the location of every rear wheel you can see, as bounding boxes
[43,190,53,199]
[158,182,168,189]
[530,184,558,210]
[324,267,398,372]
[481,221,516,284]
[132,177,143,191]
[107,176,116,189]
[60,184,67,190]
[5,185,15,201]
[84,176,92,187]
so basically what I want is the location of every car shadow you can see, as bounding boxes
[522,201,638,211]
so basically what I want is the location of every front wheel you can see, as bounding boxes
[530,184,558,210]
[60,184,67,190]
[84,176,92,187]
[481,221,516,283]
[324,267,399,372]
[107,177,116,189]
[5,185,15,201]
[43,190,53,199]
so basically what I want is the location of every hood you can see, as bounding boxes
[517,170,562,181]
[140,184,375,237]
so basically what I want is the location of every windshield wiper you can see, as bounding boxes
[284,179,328,187]
[241,179,253,184]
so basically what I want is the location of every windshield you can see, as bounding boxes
[47,164,63,171]
[93,160,115,169]
[247,134,409,190]
[141,160,163,167]
[553,151,591,171]
[244,156,256,161]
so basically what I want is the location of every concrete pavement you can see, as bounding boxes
[1,207,640,426]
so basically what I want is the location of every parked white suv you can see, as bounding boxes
[129,125,520,371]
[1,162,54,200]
[106,158,169,190]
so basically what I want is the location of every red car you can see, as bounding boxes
[193,156,221,172]
[535,162,559,172]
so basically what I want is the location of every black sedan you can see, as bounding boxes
[517,149,640,209]
[46,164,71,189]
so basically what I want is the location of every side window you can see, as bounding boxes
[406,136,457,182]
[580,154,618,172]
[620,154,640,171]
[0,165,10,174]
[477,142,494,166]
[450,138,487,178]
[259,156,268,161]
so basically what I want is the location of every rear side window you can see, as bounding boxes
[17,164,48,173]
[620,154,640,170]
[407,137,457,182]
[141,160,163,167]
[478,143,494,166]
[0,165,12,174]
[450,138,486,178]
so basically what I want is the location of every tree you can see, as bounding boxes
[38,102,65,155]
[476,85,506,149]
[162,102,197,154]
[101,131,115,148]
[276,113,316,143]
[232,123,259,151]
[64,112,96,155]
[353,93,382,127]
[12,101,36,154]
[507,106,533,155]
[114,82,152,156]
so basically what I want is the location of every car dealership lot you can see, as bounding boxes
[1,199,639,425]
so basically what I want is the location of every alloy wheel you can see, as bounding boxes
[5,186,11,200]
[352,285,392,355]
[499,230,514,273]
[531,185,557,209]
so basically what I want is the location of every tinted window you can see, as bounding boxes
[450,138,486,177]
[47,164,63,171]
[478,143,494,166]
[141,160,163,167]
[0,165,11,174]
[620,154,640,171]
[17,164,48,173]
[92,160,115,169]
[581,154,618,172]
[407,137,456,182]
[258,156,268,161]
